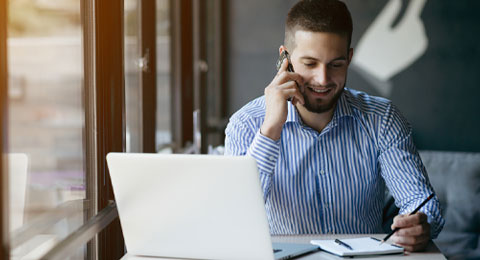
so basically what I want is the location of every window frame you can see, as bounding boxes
[1,0,9,258]
[90,0,126,259]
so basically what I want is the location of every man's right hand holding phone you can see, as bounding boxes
[260,50,305,141]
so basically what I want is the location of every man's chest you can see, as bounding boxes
[275,122,380,186]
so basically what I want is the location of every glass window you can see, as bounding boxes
[124,0,142,153]
[156,0,171,152]
[7,0,85,259]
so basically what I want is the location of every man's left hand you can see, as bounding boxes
[390,212,430,252]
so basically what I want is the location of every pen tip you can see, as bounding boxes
[379,240,384,246]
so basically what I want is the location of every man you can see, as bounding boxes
[224,0,444,252]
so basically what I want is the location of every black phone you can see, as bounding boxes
[276,50,295,72]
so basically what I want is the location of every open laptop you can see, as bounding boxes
[107,153,318,260]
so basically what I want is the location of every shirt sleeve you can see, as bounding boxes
[378,103,445,238]
[224,115,280,201]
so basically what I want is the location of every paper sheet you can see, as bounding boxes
[310,237,404,256]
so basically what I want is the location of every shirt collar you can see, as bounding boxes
[285,90,354,124]
[332,90,354,121]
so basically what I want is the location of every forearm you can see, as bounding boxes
[380,145,445,238]
[225,122,280,201]
[245,130,280,201]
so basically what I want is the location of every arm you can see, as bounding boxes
[378,103,445,251]
[225,47,305,201]
[224,116,281,201]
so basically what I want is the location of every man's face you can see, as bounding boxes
[290,31,353,114]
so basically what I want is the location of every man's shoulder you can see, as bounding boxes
[344,88,394,117]
[229,95,266,122]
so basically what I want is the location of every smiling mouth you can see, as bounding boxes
[308,87,331,94]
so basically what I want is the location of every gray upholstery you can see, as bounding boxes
[419,151,480,260]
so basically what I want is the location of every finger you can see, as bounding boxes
[395,223,429,237]
[275,72,305,94]
[394,240,429,252]
[392,213,425,229]
[282,87,305,105]
[275,70,304,85]
[277,58,289,74]
[391,233,429,247]
[391,214,408,229]
[415,212,428,223]
[392,224,430,244]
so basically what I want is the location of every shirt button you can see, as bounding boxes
[320,170,325,175]
[324,203,329,208]
[268,156,275,161]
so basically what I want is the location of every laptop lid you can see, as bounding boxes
[107,153,275,260]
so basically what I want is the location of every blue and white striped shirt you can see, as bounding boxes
[225,88,444,238]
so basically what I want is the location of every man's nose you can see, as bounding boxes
[313,65,329,86]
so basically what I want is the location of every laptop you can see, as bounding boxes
[107,153,318,260]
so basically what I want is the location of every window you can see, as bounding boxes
[156,0,172,152]
[0,0,225,258]
[125,0,142,153]
[7,0,86,258]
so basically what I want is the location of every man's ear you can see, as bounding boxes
[279,45,287,55]
[347,48,354,64]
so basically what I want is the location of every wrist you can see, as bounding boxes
[260,123,282,141]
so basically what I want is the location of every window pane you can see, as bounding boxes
[156,0,171,152]
[7,0,85,259]
[125,0,141,153]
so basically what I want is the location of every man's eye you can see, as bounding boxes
[330,63,344,68]
[304,63,315,67]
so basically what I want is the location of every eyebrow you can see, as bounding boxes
[299,56,347,63]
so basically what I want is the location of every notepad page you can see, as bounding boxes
[310,237,404,256]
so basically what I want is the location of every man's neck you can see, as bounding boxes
[295,103,336,133]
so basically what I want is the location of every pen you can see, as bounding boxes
[335,239,353,250]
[380,193,434,245]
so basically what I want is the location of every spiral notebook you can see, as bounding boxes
[311,237,404,257]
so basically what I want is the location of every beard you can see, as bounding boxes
[301,83,344,114]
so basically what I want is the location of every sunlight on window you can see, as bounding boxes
[8,0,85,259]
[156,0,171,152]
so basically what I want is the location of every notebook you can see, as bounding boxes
[311,237,404,256]
[107,153,318,260]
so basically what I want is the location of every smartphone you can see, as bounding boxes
[276,50,295,72]
[276,50,297,101]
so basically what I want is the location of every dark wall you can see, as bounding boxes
[227,0,480,152]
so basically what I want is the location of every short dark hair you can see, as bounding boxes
[285,0,353,50]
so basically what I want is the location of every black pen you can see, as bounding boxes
[380,193,434,245]
[335,239,353,250]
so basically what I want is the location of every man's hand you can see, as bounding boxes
[260,58,304,141]
[390,212,430,252]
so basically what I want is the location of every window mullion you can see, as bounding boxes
[94,0,126,259]
[140,0,157,153]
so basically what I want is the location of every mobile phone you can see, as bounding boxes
[276,50,297,101]
[276,50,295,72]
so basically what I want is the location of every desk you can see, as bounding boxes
[121,234,446,260]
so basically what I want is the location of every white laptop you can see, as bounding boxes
[107,153,318,260]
